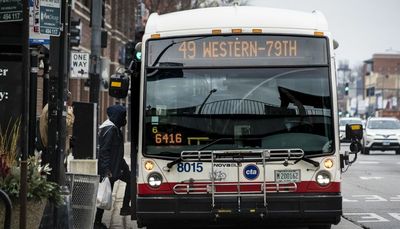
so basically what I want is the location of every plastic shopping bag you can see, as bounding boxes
[96,177,112,210]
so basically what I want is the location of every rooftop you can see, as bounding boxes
[145,6,328,35]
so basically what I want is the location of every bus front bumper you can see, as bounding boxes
[136,193,342,226]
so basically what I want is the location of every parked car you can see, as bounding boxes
[339,117,363,142]
[362,117,400,155]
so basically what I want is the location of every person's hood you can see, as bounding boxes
[99,119,115,129]
[106,105,126,128]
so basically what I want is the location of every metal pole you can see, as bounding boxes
[20,0,30,228]
[57,0,69,188]
[46,0,68,227]
[89,0,102,104]
[89,0,102,158]
[130,70,140,220]
[397,74,399,111]
[43,50,50,106]
[29,49,39,157]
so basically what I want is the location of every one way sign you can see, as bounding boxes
[70,52,89,79]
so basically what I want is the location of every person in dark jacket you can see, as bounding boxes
[94,105,131,229]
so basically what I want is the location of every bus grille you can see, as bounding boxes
[181,149,304,162]
[173,182,297,195]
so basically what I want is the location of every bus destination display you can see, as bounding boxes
[147,35,328,67]
[179,39,298,59]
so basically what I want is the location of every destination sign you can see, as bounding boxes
[147,35,327,67]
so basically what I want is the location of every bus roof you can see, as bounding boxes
[145,6,328,36]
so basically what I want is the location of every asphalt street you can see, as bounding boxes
[341,143,400,229]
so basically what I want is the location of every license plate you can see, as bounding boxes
[275,170,300,183]
[383,141,390,146]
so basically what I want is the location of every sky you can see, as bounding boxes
[248,0,400,67]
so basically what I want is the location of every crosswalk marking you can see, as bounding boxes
[388,213,400,221]
[360,176,383,180]
[344,195,400,202]
[358,161,380,164]
[390,195,400,201]
[343,198,358,202]
[344,213,390,223]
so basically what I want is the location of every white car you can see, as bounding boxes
[339,117,363,142]
[363,117,400,155]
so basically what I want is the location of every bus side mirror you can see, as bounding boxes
[333,39,339,50]
[345,124,363,141]
[346,124,363,153]
[341,124,363,170]
[109,73,130,99]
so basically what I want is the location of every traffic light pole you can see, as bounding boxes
[89,0,102,104]
[46,0,69,227]
[89,0,102,158]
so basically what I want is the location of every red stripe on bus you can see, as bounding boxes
[138,181,340,195]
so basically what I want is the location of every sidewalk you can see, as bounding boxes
[102,142,136,229]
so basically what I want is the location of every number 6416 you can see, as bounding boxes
[155,133,182,144]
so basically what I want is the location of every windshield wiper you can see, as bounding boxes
[197,138,235,151]
[294,156,319,167]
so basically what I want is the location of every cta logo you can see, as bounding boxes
[243,164,259,180]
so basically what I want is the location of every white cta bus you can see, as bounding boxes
[125,5,351,229]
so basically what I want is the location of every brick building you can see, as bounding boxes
[363,53,400,116]
[69,0,137,125]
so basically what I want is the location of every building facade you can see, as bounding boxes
[70,0,136,124]
[363,53,400,117]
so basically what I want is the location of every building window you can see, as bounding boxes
[366,87,375,97]
[82,0,91,8]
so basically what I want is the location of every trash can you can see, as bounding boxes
[65,173,99,229]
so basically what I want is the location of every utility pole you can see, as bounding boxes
[89,0,102,104]
[89,0,102,158]
[46,0,69,227]
[21,0,30,228]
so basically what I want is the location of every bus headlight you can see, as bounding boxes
[148,172,163,188]
[144,160,155,171]
[316,171,331,186]
[323,159,334,169]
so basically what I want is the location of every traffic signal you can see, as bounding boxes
[135,47,142,61]
[70,19,81,47]
[124,42,135,69]
[345,82,349,96]
[124,42,141,66]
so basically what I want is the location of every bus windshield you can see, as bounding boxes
[144,67,333,157]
